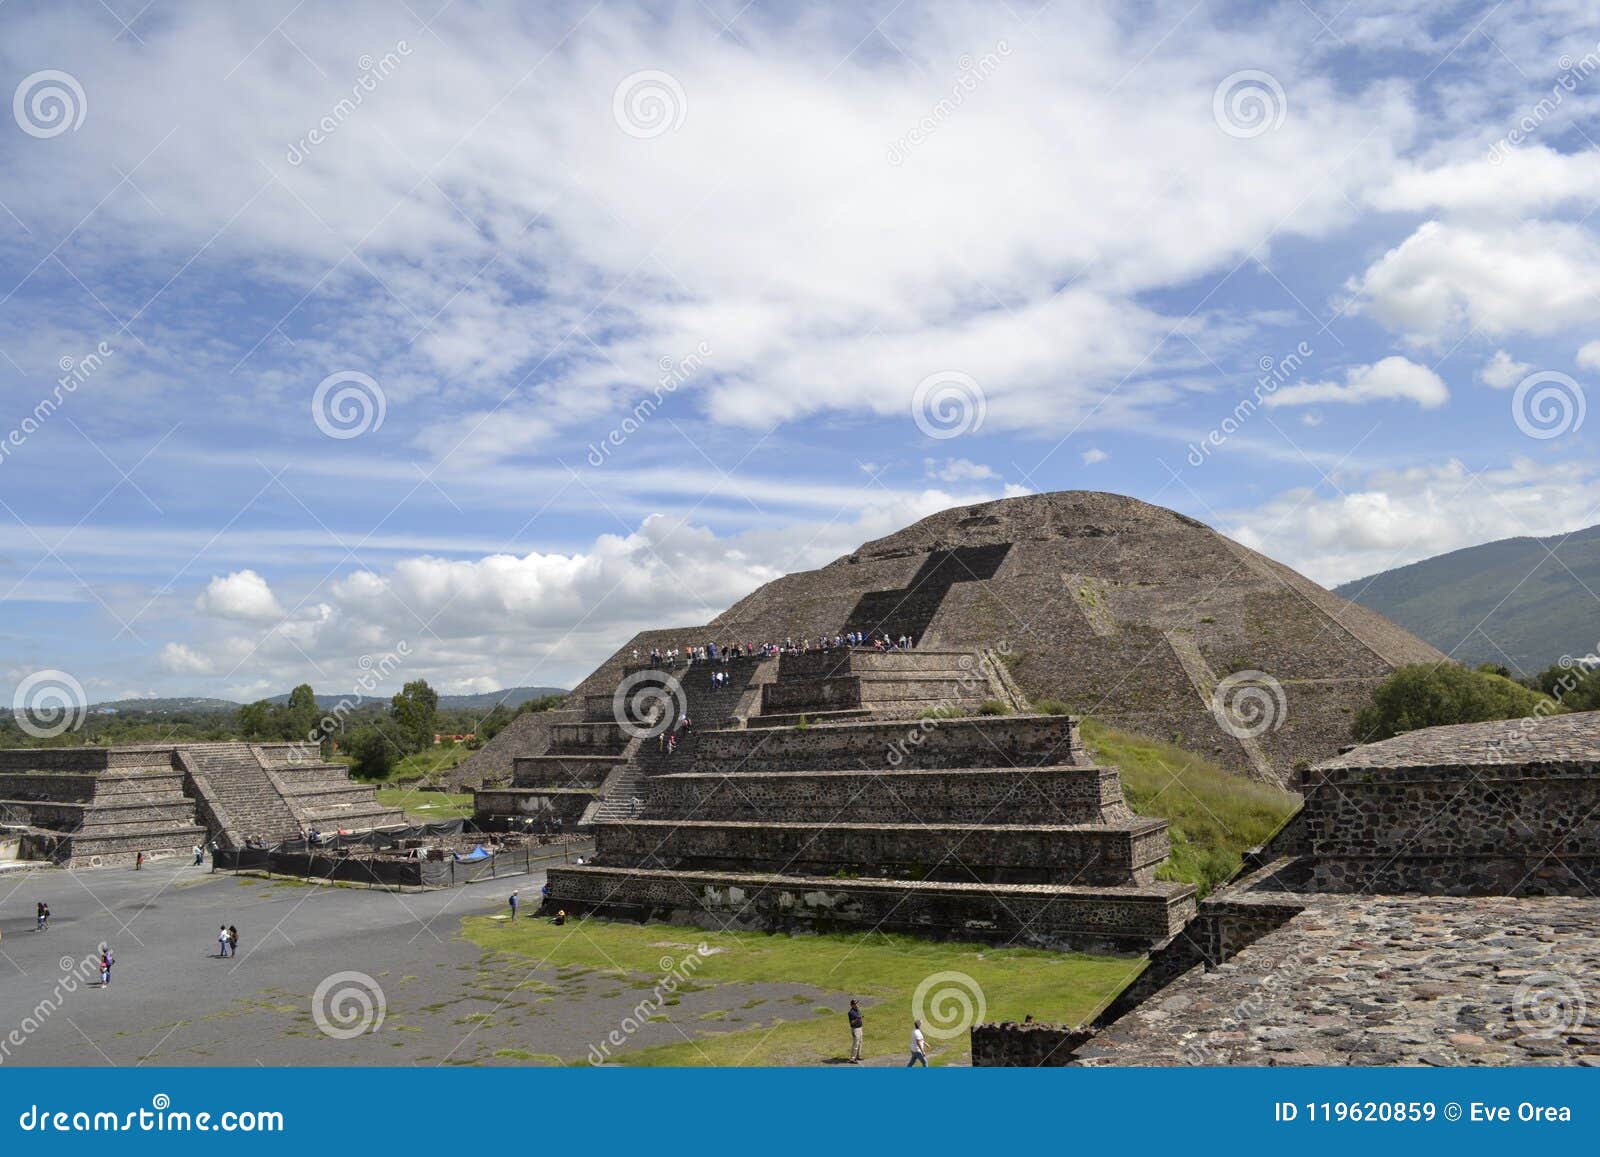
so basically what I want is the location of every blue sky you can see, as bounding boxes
[2,0,1599,704]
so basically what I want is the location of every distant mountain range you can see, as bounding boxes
[1335,523,1600,675]
[88,686,568,714]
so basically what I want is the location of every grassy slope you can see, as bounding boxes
[375,787,474,821]
[1081,717,1299,896]
[463,917,1137,1066]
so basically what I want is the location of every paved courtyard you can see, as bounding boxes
[0,861,830,1066]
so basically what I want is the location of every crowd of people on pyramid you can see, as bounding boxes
[641,630,917,670]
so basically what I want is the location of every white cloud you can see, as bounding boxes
[1352,220,1600,343]
[1578,341,1600,371]
[194,570,286,623]
[1479,349,1531,389]
[1371,146,1600,217]
[160,643,215,675]
[1081,448,1110,465]
[0,2,1413,442]
[1264,356,1448,409]
[925,457,999,482]
[1227,457,1600,588]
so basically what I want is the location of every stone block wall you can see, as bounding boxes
[1298,761,1600,895]
[692,715,1087,772]
[972,1022,1092,1067]
[646,765,1129,824]
[592,818,1168,885]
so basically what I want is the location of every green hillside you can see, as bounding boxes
[1334,522,1600,675]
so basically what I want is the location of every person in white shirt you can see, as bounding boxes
[907,1019,928,1067]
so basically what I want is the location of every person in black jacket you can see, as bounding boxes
[848,999,863,1063]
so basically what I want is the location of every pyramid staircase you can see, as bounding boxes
[179,742,403,851]
[544,650,1196,952]
[472,654,774,831]
[0,747,206,867]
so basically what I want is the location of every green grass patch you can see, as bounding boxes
[376,787,474,820]
[462,917,1135,1067]
[1081,718,1298,896]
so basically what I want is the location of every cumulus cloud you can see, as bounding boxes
[1578,341,1600,371]
[1263,357,1448,409]
[194,570,285,622]
[1352,220,1600,343]
[160,642,215,675]
[1081,448,1110,465]
[1479,349,1532,389]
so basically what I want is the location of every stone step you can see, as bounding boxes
[694,714,1087,772]
[591,818,1169,885]
[645,764,1130,824]
[543,865,1196,953]
[511,754,626,788]
[747,708,875,729]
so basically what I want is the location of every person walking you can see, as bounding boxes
[217,924,231,958]
[36,901,48,931]
[508,890,519,919]
[135,851,143,870]
[848,1000,864,1063]
[193,844,204,866]
[100,948,113,987]
[228,925,240,958]
[907,1019,928,1067]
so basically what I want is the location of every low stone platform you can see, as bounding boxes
[544,864,1196,952]
[589,816,1170,885]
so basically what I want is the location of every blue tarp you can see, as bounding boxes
[453,845,491,862]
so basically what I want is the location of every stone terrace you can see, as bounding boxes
[545,704,1196,953]
[0,741,403,863]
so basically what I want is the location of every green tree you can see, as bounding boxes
[345,727,396,780]
[391,679,439,753]
[1353,663,1561,743]
[283,683,320,743]
[237,699,279,739]
[1529,660,1600,712]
